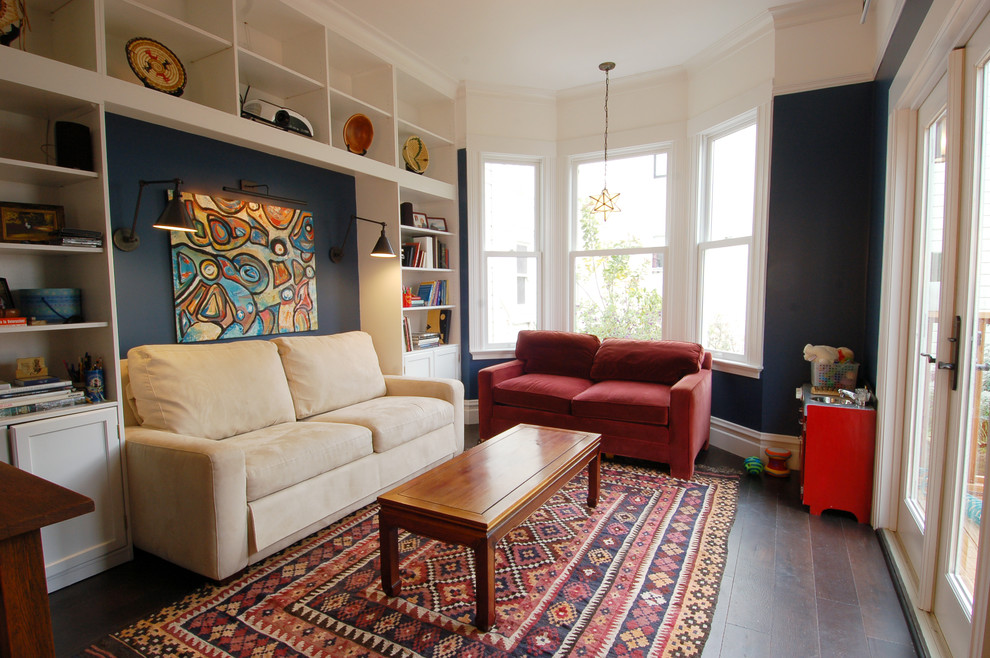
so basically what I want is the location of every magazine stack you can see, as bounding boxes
[0,378,87,417]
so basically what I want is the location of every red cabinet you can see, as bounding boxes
[801,389,877,524]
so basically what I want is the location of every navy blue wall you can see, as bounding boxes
[758,83,876,435]
[106,114,359,355]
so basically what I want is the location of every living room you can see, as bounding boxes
[1,0,988,656]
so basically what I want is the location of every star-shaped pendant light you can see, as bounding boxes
[590,61,620,220]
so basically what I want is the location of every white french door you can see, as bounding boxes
[887,19,990,658]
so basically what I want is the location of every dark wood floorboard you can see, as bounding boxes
[49,426,917,657]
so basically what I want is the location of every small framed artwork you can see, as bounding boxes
[412,212,428,229]
[427,217,447,232]
[0,278,13,312]
[0,202,64,243]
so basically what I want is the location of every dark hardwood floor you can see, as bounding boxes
[49,426,917,657]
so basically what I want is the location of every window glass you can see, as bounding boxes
[700,244,749,354]
[709,125,757,241]
[484,162,536,251]
[572,148,668,339]
[479,158,541,350]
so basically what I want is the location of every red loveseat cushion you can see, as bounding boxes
[572,380,671,426]
[493,373,593,414]
[590,338,703,385]
[516,330,601,379]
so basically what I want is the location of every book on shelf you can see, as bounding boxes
[0,317,27,325]
[0,394,88,418]
[0,382,73,400]
[402,316,413,352]
[416,280,447,307]
[12,376,67,387]
[0,388,84,409]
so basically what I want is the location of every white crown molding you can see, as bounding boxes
[685,12,774,74]
[555,66,687,102]
[773,71,876,96]
[461,80,558,104]
[769,0,864,29]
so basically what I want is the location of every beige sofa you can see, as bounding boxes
[120,331,464,580]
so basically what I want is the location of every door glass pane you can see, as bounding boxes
[952,79,990,600]
[574,252,663,339]
[701,244,748,355]
[908,113,948,521]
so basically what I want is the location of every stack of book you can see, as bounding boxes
[50,227,104,247]
[411,332,441,349]
[0,378,87,417]
[0,316,27,326]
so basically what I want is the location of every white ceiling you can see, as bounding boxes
[324,0,807,92]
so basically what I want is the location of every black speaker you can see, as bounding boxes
[55,121,93,171]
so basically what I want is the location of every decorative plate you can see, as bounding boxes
[343,113,374,156]
[125,37,186,97]
[402,135,429,174]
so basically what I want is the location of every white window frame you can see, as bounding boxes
[567,144,672,337]
[693,105,771,377]
[469,152,547,358]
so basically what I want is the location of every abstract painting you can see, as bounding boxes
[170,193,317,342]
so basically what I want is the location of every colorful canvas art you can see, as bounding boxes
[170,193,317,342]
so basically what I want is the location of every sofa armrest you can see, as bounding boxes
[123,426,248,580]
[478,360,525,440]
[384,376,465,453]
[668,367,713,480]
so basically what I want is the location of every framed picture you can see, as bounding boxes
[411,212,428,229]
[0,278,12,312]
[0,202,64,243]
[427,217,447,232]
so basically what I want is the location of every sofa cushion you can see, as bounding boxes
[590,338,704,385]
[493,373,593,414]
[516,330,601,379]
[572,380,671,426]
[307,395,453,453]
[127,341,296,440]
[231,421,373,501]
[272,332,387,418]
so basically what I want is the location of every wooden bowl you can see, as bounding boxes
[343,114,374,155]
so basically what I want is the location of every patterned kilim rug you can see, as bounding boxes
[80,460,738,657]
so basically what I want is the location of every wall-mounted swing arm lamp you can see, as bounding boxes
[329,215,396,262]
[112,178,196,252]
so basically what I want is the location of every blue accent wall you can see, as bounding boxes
[106,114,359,355]
[758,83,876,436]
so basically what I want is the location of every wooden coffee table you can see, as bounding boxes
[378,423,601,632]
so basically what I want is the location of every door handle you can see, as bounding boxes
[919,315,961,390]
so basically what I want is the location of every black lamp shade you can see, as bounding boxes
[371,228,396,258]
[153,195,195,232]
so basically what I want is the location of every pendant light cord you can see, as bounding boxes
[603,65,610,188]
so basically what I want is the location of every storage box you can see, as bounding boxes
[18,288,81,323]
[811,361,859,393]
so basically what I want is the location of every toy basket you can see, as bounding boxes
[811,362,859,394]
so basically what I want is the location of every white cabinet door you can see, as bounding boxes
[434,345,460,379]
[403,350,434,377]
[10,406,131,591]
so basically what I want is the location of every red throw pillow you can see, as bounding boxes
[515,330,601,379]
[590,338,703,384]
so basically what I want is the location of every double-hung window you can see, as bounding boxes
[571,148,669,339]
[476,156,542,351]
[696,109,767,372]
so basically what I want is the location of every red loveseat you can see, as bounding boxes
[478,330,712,480]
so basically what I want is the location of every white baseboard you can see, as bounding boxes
[463,402,800,469]
[710,416,802,469]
